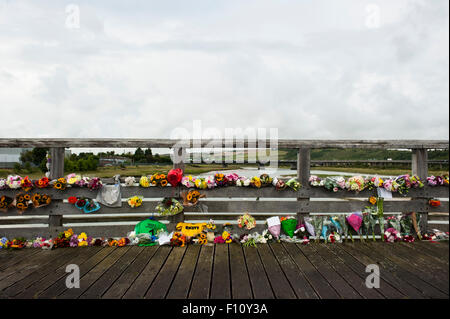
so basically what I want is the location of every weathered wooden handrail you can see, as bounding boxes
[0,139,448,238]
[0,138,448,149]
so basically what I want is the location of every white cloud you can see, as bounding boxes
[0,0,448,140]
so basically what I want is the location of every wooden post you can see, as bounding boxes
[49,147,65,179]
[297,148,311,224]
[48,214,63,238]
[170,146,185,229]
[412,148,428,233]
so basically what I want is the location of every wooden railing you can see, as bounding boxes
[0,138,448,238]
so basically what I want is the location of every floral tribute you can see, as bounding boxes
[237,213,256,230]
[127,196,143,208]
[150,173,168,187]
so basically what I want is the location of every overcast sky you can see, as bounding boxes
[0,0,448,141]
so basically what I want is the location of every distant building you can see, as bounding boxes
[0,148,32,168]
[99,156,129,167]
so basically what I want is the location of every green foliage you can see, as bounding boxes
[64,153,99,172]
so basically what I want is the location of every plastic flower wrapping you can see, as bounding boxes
[155,197,184,216]
[272,177,286,190]
[267,216,281,239]
[0,195,14,212]
[35,177,50,188]
[127,195,143,208]
[20,176,34,191]
[66,173,81,185]
[259,174,273,187]
[167,168,183,187]
[31,193,52,208]
[139,175,150,187]
[181,175,196,188]
[225,173,239,186]
[280,216,297,238]
[237,213,256,230]
[309,175,323,187]
[322,176,345,192]
[236,177,250,187]
[427,175,449,186]
[286,178,301,191]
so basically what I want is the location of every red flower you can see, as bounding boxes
[68,196,78,204]
[167,168,183,187]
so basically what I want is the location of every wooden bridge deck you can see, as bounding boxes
[0,242,448,299]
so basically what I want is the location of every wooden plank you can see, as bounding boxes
[401,242,449,265]
[1,138,448,149]
[366,242,448,295]
[0,185,447,202]
[0,248,41,272]
[58,246,130,299]
[298,244,361,299]
[122,246,172,299]
[0,249,70,291]
[340,243,444,298]
[102,246,158,299]
[80,246,143,298]
[188,245,214,299]
[324,244,405,299]
[242,246,274,299]
[257,244,296,299]
[282,243,340,298]
[14,247,100,299]
[0,249,48,281]
[37,247,115,298]
[145,246,187,299]
[2,247,85,297]
[166,245,201,299]
[311,243,384,299]
[210,244,231,299]
[229,243,253,299]
[268,243,318,299]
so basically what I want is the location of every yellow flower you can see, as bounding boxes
[369,196,377,205]
[64,228,74,238]
[78,232,87,240]
[78,241,88,247]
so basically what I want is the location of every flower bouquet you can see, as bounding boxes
[345,176,365,192]
[6,175,22,189]
[0,195,14,212]
[225,173,239,186]
[236,177,250,187]
[181,175,196,188]
[310,216,324,242]
[429,199,441,207]
[82,199,101,213]
[394,175,412,195]
[286,178,301,191]
[127,196,143,208]
[410,175,424,188]
[272,177,286,190]
[0,178,6,190]
[124,176,136,186]
[237,213,256,230]
[194,177,208,189]
[150,173,168,187]
[21,176,34,191]
[168,168,183,187]
[155,198,184,216]
[427,175,444,186]
[214,173,228,187]
[387,215,401,234]
[31,193,52,208]
[337,214,350,242]
[250,176,262,188]
[53,178,67,190]
[377,197,385,241]
[66,173,81,185]
[259,174,273,187]
[87,177,102,190]
[14,193,31,213]
[323,176,345,192]
[35,177,50,188]
[181,190,205,206]
[347,212,363,240]
[308,175,323,187]
[75,176,90,187]
[267,216,281,239]
[280,216,297,238]
[139,176,150,187]
[384,227,401,243]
